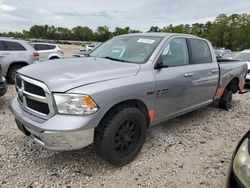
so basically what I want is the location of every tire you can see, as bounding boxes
[219,89,233,110]
[94,106,147,166]
[7,65,24,84]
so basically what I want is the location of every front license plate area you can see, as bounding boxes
[15,119,31,136]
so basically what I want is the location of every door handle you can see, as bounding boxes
[184,73,194,77]
[210,69,218,73]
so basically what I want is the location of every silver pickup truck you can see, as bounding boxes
[10,33,247,166]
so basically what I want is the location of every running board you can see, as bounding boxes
[239,88,250,94]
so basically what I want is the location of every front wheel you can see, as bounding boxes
[94,107,147,166]
[219,89,233,110]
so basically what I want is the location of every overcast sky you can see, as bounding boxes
[1,0,250,32]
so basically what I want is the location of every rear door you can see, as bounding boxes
[0,40,9,76]
[0,40,13,76]
[3,40,27,61]
[1,40,28,76]
[154,37,194,121]
[187,38,219,105]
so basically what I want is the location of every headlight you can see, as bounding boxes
[233,138,250,187]
[53,94,98,115]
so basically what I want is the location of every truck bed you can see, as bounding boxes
[218,59,247,93]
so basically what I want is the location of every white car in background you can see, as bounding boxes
[30,43,64,61]
[80,43,101,52]
[232,50,250,86]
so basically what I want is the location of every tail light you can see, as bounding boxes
[33,52,39,61]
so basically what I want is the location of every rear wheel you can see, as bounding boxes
[94,106,147,166]
[7,65,24,84]
[219,89,233,110]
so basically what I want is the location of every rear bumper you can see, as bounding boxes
[0,77,7,97]
[9,97,95,151]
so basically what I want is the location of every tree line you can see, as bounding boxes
[1,13,250,51]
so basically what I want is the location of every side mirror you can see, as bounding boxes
[154,57,168,69]
[216,55,220,62]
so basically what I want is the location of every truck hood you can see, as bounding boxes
[18,57,140,92]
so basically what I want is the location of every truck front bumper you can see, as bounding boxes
[9,97,95,151]
[0,76,7,97]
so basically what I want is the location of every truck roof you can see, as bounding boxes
[118,32,196,38]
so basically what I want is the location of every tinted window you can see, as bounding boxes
[3,41,26,51]
[189,39,212,64]
[33,44,42,50]
[0,41,4,50]
[161,38,189,67]
[45,45,56,50]
[33,44,55,51]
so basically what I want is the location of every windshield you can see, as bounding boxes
[89,36,163,64]
[233,52,250,61]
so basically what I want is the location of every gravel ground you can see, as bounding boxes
[59,44,80,58]
[1,85,250,188]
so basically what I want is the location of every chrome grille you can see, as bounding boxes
[24,81,46,96]
[26,98,50,114]
[15,75,54,119]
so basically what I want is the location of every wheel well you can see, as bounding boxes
[7,62,28,75]
[226,77,239,93]
[49,56,59,60]
[99,99,150,129]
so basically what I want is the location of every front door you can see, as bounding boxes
[154,37,194,121]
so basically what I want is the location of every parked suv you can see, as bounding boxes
[31,43,63,61]
[0,38,39,83]
[0,65,7,97]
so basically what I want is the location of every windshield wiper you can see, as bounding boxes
[102,56,126,62]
